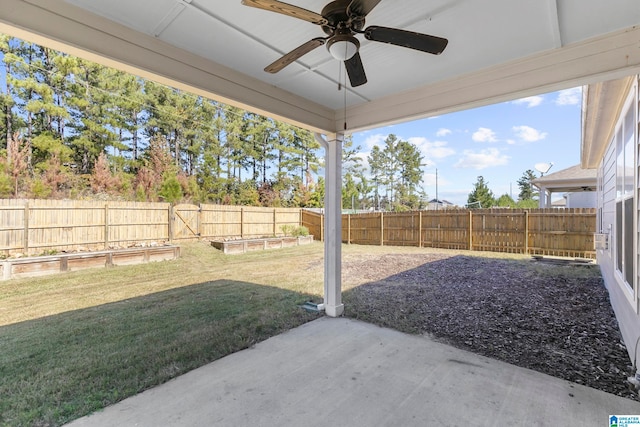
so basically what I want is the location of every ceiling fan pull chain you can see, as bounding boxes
[343,60,348,130]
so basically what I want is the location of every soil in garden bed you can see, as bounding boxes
[341,252,638,401]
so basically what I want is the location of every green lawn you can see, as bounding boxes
[0,242,326,427]
[0,241,530,427]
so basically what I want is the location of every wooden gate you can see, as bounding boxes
[171,204,200,241]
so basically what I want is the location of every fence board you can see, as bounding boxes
[303,208,596,259]
[0,200,303,255]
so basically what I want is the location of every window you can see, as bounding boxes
[615,86,636,294]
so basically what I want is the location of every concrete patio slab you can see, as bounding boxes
[66,317,640,426]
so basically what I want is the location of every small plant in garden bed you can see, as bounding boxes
[39,249,59,256]
[280,225,309,237]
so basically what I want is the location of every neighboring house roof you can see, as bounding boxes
[532,164,597,193]
[428,199,454,205]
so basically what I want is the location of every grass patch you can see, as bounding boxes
[0,242,326,427]
[0,242,571,426]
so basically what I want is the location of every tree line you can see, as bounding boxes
[467,170,539,209]
[0,35,327,205]
[1,35,543,210]
[0,35,429,209]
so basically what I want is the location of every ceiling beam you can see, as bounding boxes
[546,0,562,49]
[0,0,337,135]
[341,25,640,133]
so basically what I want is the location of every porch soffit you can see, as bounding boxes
[1,1,640,135]
[581,76,636,169]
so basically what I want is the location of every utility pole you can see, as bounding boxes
[435,168,439,210]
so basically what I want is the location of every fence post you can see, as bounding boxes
[274,208,278,236]
[104,203,109,250]
[380,212,384,246]
[198,204,203,239]
[347,214,351,244]
[320,213,324,241]
[23,201,29,254]
[524,211,529,255]
[168,204,174,243]
[418,211,422,248]
[240,207,244,238]
[468,210,473,251]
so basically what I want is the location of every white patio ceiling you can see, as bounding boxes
[2,0,640,136]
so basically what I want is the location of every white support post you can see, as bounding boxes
[538,186,548,208]
[315,133,344,317]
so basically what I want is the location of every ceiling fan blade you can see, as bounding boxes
[241,0,327,25]
[264,38,326,73]
[347,0,383,17]
[364,25,448,55]
[344,52,367,87]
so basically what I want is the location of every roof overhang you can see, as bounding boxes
[581,75,636,169]
[532,180,596,193]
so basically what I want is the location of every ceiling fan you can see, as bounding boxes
[241,0,448,87]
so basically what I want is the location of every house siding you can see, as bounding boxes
[596,76,640,364]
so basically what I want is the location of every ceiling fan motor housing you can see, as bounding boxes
[321,0,365,35]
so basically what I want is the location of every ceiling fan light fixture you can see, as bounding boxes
[327,34,359,61]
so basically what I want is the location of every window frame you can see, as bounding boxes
[613,81,638,307]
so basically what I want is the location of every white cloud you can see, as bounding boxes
[472,127,497,143]
[436,128,452,137]
[512,95,544,108]
[361,133,386,151]
[407,137,456,160]
[454,148,509,170]
[555,87,581,106]
[422,172,450,188]
[512,125,548,142]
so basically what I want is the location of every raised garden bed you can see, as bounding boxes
[211,235,314,255]
[1,245,180,280]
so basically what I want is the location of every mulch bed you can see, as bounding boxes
[342,252,638,400]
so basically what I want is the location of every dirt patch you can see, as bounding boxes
[341,251,637,400]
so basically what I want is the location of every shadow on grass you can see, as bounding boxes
[342,254,635,399]
[0,279,321,427]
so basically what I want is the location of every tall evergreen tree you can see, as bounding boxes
[467,176,495,208]
[368,145,385,210]
[517,169,538,201]
[66,58,118,173]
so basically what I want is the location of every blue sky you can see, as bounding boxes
[351,87,583,206]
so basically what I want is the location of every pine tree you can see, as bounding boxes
[467,176,495,208]
[517,169,538,201]
[368,145,385,210]
[90,152,121,195]
[66,58,118,173]
[6,133,29,196]
[496,193,516,208]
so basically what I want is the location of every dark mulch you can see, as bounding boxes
[342,252,638,400]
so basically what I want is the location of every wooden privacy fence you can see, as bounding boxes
[302,208,596,259]
[0,199,302,256]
